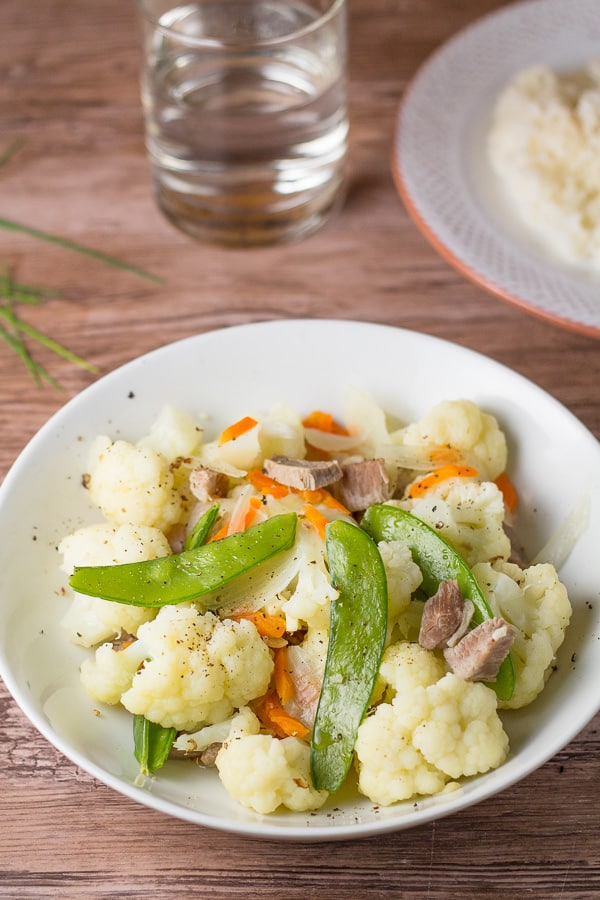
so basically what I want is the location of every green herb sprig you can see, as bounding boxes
[0,271,99,389]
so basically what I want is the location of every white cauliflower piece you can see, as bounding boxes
[121,607,273,731]
[472,560,572,709]
[59,522,168,647]
[216,709,328,814]
[402,479,510,566]
[404,673,509,779]
[402,400,507,481]
[80,640,148,705]
[280,525,338,631]
[379,641,445,698]
[87,439,182,531]
[355,672,508,804]
[377,540,423,640]
[137,405,203,460]
[355,703,449,805]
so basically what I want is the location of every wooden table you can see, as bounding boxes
[1,0,598,896]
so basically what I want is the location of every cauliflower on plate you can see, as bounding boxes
[401,479,511,567]
[377,540,423,641]
[258,403,306,461]
[121,607,273,731]
[356,672,508,804]
[136,405,203,460]
[215,707,328,814]
[355,702,450,805]
[379,641,445,698]
[401,399,507,482]
[472,560,572,709]
[87,438,182,531]
[279,524,339,632]
[80,640,149,705]
[59,522,169,647]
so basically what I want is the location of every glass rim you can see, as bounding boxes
[135,0,346,48]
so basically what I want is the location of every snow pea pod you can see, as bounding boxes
[69,512,297,608]
[133,714,176,776]
[360,504,515,701]
[310,520,388,793]
[183,502,220,551]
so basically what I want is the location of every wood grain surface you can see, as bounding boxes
[1,0,598,897]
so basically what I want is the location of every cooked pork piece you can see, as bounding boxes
[443,618,517,682]
[418,580,472,650]
[333,458,390,512]
[263,456,343,491]
[189,466,230,502]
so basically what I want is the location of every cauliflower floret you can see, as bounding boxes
[280,525,339,631]
[59,522,169,647]
[80,640,148,704]
[379,641,445,698]
[355,672,508,804]
[403,673,509,779]
[87,438,182,531]
[355,703,449,805]
[216,708,328,814]
[377,540,423,640]
[402,400,507,482]
[402,479,510,566]
[472,560,572,709]
[121,607,273,731]
[137,405,203,460]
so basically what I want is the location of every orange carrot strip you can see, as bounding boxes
[320,490,351,515]
[218,415,258,445]
[119,638,136,651]
[208,522,230,543]
[303,503,329,540]
[494,472,518,513]
[230,610,286,639]
[254,690,309,740]
[274,646,295,705]
[408,464,479,498]
[247,468,290,499]
[302,410,349,436]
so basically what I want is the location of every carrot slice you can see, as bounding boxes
[408,464,479,498]
[247,468,290,499]
[494,472,518,513]
[274,646,295,705]
[218,416,258,445]
[303,503,329,540]
[230,610,286,639]
[254,690,309,740]
[302,410,349,436]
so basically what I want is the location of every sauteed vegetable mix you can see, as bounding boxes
[59,393,572,814]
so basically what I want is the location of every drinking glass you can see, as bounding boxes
[135,0,348,246]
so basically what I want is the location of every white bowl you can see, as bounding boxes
[1,319,598,841]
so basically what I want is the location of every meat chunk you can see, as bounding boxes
[443,618,517,682]
[418,580,473,650]
[189,466,230,502]
[169,741,222,767]
[263,456,342,491]
[333,458,391,512]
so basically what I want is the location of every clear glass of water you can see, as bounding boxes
[135,0,348,246]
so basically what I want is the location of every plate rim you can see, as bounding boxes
[392,0,600,340]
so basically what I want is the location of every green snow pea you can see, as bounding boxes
[360,504,515,701]
[310,519,388,793]
[68,512,297,608]
[133,714,176,776]
[183,502,220,551]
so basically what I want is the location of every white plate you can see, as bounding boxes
[0,319,599,841]
[393,0,600,338]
